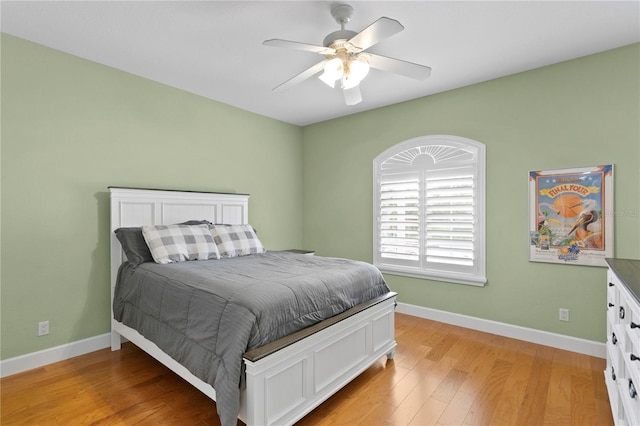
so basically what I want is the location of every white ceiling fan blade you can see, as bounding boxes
[263,39,335,55]
[343,85,363,106]
[366,53,432,80]
[273,60,328,92]
[347,17,404,51]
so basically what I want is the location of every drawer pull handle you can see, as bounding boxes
[612,333,618,345]
[609,282,615,287]
[609,303,615,308]
[630,379,637,399]
[632,354,640,362]
[612,366,617,381]
[632,322,640,329]
[620,306,626,319]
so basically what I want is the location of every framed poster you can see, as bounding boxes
[529,165,613,266]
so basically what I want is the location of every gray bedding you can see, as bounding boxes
[113,251,391,426]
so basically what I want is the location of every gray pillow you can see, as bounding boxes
[114,220,212,267]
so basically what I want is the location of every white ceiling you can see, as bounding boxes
[2,1,639,126]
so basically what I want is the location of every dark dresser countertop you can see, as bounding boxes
[606,258,640,302]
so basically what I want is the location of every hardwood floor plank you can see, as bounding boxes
[516,345,555,426]
[542,352,573,425]
[1,313,613,426]
[408,396,448,425]
[435,388,475,426]
[462,359,513,426]
[431,368,468,404]
[356,400,398,426]
[387,384,432,425]
[489,352,535,426]
[571,374,599,426]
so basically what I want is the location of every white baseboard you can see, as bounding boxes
[0,304,605,379]
[396,302,606,359]
[0,333,111,378]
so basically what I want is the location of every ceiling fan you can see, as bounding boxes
[263,3,431,106]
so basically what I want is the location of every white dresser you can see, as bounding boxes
[606,258,640,425]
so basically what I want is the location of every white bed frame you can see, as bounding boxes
[109,187,397,426]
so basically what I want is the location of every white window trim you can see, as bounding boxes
[373,135,486,286]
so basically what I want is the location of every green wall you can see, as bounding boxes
[301,43,640,343]
[0,35,303,359]
[1,34,638,361]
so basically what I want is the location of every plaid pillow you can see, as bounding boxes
[209,224,266,258]
[142,224,219,264]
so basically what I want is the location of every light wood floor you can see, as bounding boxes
[1,313,612,425]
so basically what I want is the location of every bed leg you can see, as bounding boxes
[111,331,122,351]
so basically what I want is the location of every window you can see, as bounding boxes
[373,135,486,286]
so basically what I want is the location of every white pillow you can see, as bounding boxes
[142,224,219,264]
[209,224,266,258]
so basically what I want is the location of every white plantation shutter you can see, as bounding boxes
[379,172,420,265]
[425,168,475,269]
[374,136,486,286]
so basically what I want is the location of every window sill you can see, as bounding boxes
[377,266,486,287]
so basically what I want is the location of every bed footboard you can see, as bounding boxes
[242,293,397,426]
[112,293,396,426]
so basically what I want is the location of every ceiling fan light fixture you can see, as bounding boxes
[319,57,344,87]
[342,56,370,89]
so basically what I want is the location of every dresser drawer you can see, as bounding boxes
[619,286,640,360]
[606,375,623,425]
[618,373,640,426]
[608,338,623,378]
[606,343,625,425]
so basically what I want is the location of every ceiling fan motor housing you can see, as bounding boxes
[323,30,358,48]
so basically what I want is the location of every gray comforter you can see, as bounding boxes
[113,251,390,426]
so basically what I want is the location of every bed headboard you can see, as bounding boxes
[109,187,250,309]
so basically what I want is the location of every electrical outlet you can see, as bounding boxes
[559,308,570,322]
[38,320,49,336]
